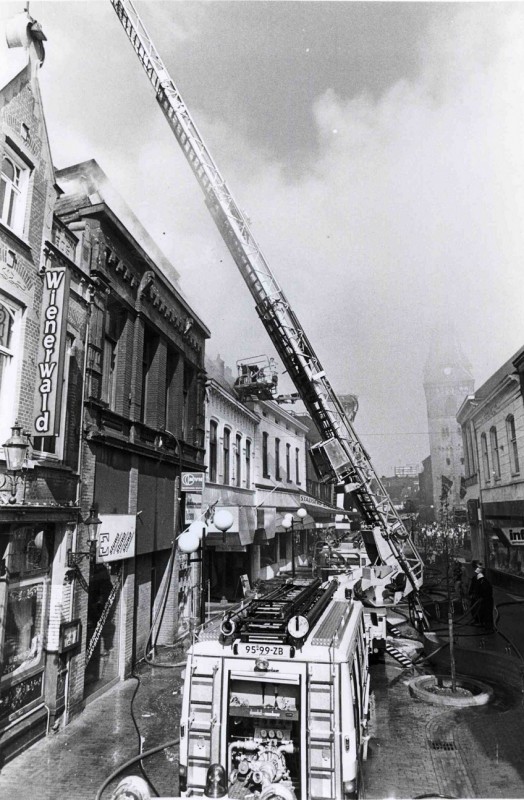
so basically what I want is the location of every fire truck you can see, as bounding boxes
[179,577,370,799]
[101,2,426,797]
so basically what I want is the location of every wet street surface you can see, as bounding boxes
[0,646,185,800]
[2,620,524,799]
[363,659,524,799]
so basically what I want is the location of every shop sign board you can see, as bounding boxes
[97,514,136,563]
[184,493,203,524]
[299,494,337,511]
[33,266,70,435]
[181,472,205,492]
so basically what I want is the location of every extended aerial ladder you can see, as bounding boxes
[109,0,424,602]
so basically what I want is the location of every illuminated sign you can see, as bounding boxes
[97,514,136,563]
[33,267,69,435]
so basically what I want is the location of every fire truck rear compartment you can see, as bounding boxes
[227,673,302,799]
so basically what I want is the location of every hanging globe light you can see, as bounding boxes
[213,509,234,532]
[178,530,200,554]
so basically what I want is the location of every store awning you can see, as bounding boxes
[205,505,256,547]
[298,493,342,524]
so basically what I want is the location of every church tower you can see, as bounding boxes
[423,326,475,514]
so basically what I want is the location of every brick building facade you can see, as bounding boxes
[0,48,93,758]
[54,160,209,705]
[0,28,209,759]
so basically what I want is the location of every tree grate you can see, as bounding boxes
[429,740,457,751]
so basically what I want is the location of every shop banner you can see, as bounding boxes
[97,514,136,563]
[33,266,70,435]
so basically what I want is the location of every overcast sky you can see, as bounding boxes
[2,1,524,475]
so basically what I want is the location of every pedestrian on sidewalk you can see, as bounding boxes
[468,560,481,623]
[476,567,495,631]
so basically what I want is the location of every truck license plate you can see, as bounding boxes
[234,642,293,658]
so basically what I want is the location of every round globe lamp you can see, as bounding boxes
[214,509,234,533]
[178,530,200,554]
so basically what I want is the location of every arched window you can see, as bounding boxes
[262,432,269,478]
[235,433,242,487]
[245,439,252,487]
[209,421,218,482]
[489,426,500,480]
[480,433,490,484]
[223,427,231,485]
[506,415,520,475]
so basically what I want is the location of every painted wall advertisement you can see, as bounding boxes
[33,266,69,435]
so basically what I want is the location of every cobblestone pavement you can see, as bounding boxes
[2,592,524,800]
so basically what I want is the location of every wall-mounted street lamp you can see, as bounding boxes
[281,507,307,578]
[67,505,102,567]
[1,421,30,503]
[177,508,234,626]
[65,505,102,592]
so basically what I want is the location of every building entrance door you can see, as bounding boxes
[84,563,121,699]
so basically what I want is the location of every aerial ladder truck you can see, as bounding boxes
[101,3,428,799]
[108,0,424,623]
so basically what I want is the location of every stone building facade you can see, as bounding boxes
[458,345,524,592]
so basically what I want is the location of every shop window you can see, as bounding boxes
[489,426,501,480]
[0,296,22,447]
[235,433,242,487]
[0,150,29,236]
[279,532,287,560]
[506,415,520,475]
[0,526,52,684]
[209,420,218,482]
[259,538,278,567]
[223,427,231,485]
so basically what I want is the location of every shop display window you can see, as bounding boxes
[488,534,524,577]
[1,580,46,680]
[0,525,52,685]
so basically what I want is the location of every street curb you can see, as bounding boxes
[408,674,493,706]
